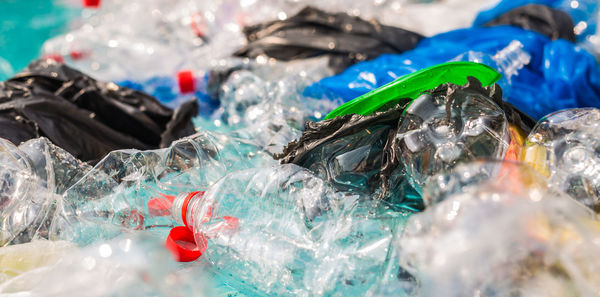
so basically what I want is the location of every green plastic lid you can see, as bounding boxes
[323,62,502,120]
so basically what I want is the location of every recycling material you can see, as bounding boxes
[2,0,600,296]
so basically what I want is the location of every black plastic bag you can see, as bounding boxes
[484,4,576,42]
[0,59,198,163]
[234,6,424,74]
[276,78,535,205]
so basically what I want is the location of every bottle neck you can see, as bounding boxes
[493,40,531,80]
[171,191,205,229]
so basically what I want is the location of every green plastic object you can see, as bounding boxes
[323,62,502,120]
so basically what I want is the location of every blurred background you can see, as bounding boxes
[0,0,78,79]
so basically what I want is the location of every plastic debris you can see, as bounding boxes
[0,240,75,283]
[0,59,197,163]
[395,78,510,192]
[2,1,600,296]
[278,76,534,201]
[208,57,338,154]
[474,0,599,42]
[0,235,213,297]
[484,4,576,42]
[55,131,274,245]
[324,61,502,119]
[308,25,600,119]
[401,161,600,297]
[0,137,90,246]
[234,6,424,74]
[523,108,600,212]
[166,164,410,296]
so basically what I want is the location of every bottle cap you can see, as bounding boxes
[148,193,176,216]
[165,226,207,262]
[177,70,195,93]
[83,0,101,8]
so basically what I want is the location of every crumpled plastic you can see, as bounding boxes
[400,161,600,297]
[0,128,274,247]
[0,137,90,246]
[0,240,75,283]
[523,107,600,212]
[278,78,534,204]
[170,164,411,297]
[234,6,424,74]
[202,57,339,155]
[0,235,213,297]
[54,131,275,245]
[484,4,576,42]
[0,59,197,163]
[307,25,600,119]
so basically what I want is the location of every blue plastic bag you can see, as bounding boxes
[306,26,600,119]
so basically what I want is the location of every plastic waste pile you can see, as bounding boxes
[4,0,600,296]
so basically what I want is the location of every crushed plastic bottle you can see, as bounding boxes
[54,131,274,245]
[395,77,510,192]
[452,40,531,94]
[0,137,91,246]
[523,108,600,212]
[201,57,339,154]
[165,164,410,296]
[400,161,600,297]
[279,76,534,203]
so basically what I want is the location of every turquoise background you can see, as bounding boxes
[0,0,78,80]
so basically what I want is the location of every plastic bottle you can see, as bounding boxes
[453,40,531,93]
[522,108,600,212]
[161,165,400,296]
[0,137,90,246]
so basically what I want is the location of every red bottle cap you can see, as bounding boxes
[42,54,64,63]
[165,226,207,262]
[148,193,176,216]
[177,70,195,94]
[83,0,101,8]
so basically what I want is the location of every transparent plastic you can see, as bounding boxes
[395,80,509,192]
[523,108,600,212]
[55,131,275,245]
[0,138,90,246]
[170,164,411,296]
[401,161,600,297]
[0,235,212,297]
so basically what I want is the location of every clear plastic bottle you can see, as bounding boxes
[453,40,531,93]
[395,78,510,192]
[522,108,600,212]
[164,165,401,296]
